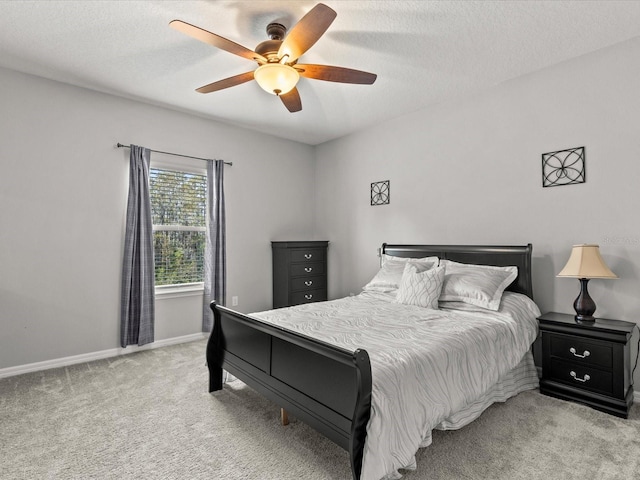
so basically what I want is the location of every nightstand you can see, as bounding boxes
[538,312,635,418]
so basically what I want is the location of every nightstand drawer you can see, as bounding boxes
[549,358,613,396]
[290,262,325,277]
[549,334,613,369]
[290,275,326,292]
[290,289,327,306]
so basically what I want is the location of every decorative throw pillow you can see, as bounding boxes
[363,256,439,293]
[396,264,445,309]
[438,260,517,311]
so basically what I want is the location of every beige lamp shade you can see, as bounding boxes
[557,244,618,279]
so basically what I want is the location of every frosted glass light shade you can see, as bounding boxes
[254,63,300,96]
[557,244,618,279]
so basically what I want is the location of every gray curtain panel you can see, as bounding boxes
[120,145,155,347]
[203,159,226,332]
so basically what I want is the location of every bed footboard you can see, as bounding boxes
[207,302,372,480]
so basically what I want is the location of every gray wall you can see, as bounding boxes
[3,34,640,383]
[0,67,316,369]
[315,38,640,381]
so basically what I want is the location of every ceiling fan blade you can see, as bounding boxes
[196,71,255,93]
[296,64,377,84]
[278,4,337,63]
[170,20,267,63]
[279,88,302,112]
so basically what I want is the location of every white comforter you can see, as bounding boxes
[250,291,540,480]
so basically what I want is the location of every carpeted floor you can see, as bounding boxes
[1,339,638,480]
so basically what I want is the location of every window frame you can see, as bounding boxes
[149,157,207,298]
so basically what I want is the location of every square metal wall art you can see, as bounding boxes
[371,180,390,206]
[542,146,586,187]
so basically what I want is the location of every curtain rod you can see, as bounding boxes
[116,143,232,166]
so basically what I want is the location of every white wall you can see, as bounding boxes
[315,38,640,379]
[0,67,315,369]
[3,34,639,380]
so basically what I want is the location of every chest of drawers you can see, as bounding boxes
[538,311,635,418]
[272,241,329,309]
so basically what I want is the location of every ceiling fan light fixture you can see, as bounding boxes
[254,63,300,96]
[172,3,375,112]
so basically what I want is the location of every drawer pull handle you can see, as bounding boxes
[305,281,313,287]
[305,294,313,300]
[569,347,590,359]
[304,267,313,273]
[570,371,591,383]
[304,254,313,259]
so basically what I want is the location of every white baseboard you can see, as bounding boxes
[0,333,208,379]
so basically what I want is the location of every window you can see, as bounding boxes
[150,168,207,288]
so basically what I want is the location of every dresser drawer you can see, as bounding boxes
[290,289,327,306]
[548,334,613,369]
[290,275,326,292]
[548,358,613,396]
[290,248,326,263]
[290,262,325,277]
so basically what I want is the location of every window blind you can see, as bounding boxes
[150,168,206,286]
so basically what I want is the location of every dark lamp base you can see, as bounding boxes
[573,278,596,324]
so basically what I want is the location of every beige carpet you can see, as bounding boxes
[1,339,638,480]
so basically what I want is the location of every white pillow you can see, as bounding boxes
[382,254,439,266]
[363,256,439,293]
[396,264,445,309]
[438,260,517,311]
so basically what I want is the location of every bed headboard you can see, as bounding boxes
[381,243,534,300]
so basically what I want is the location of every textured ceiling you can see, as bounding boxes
[2,1,640,145]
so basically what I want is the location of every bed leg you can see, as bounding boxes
[207,301,224,393]
[209,365,223,392]
[280,408,289,426]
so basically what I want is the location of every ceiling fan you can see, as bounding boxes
[169,3,377,113]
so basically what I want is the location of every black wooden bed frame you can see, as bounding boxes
[207,244,534,480]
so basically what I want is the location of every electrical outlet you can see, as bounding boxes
[232,296,238,306]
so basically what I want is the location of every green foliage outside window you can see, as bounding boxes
[150,168,206,286]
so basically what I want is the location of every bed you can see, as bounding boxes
[207,244,539,480]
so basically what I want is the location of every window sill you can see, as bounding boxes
[155,283,204,300]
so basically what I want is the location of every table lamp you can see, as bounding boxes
[557,244,617,322]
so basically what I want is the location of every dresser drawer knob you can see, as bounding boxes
[304,254,313,259]
[305,294,313,300]
[304,267,313,273]
[569,347,590,359]
[570,371,591,383]
[305,281,313,287]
